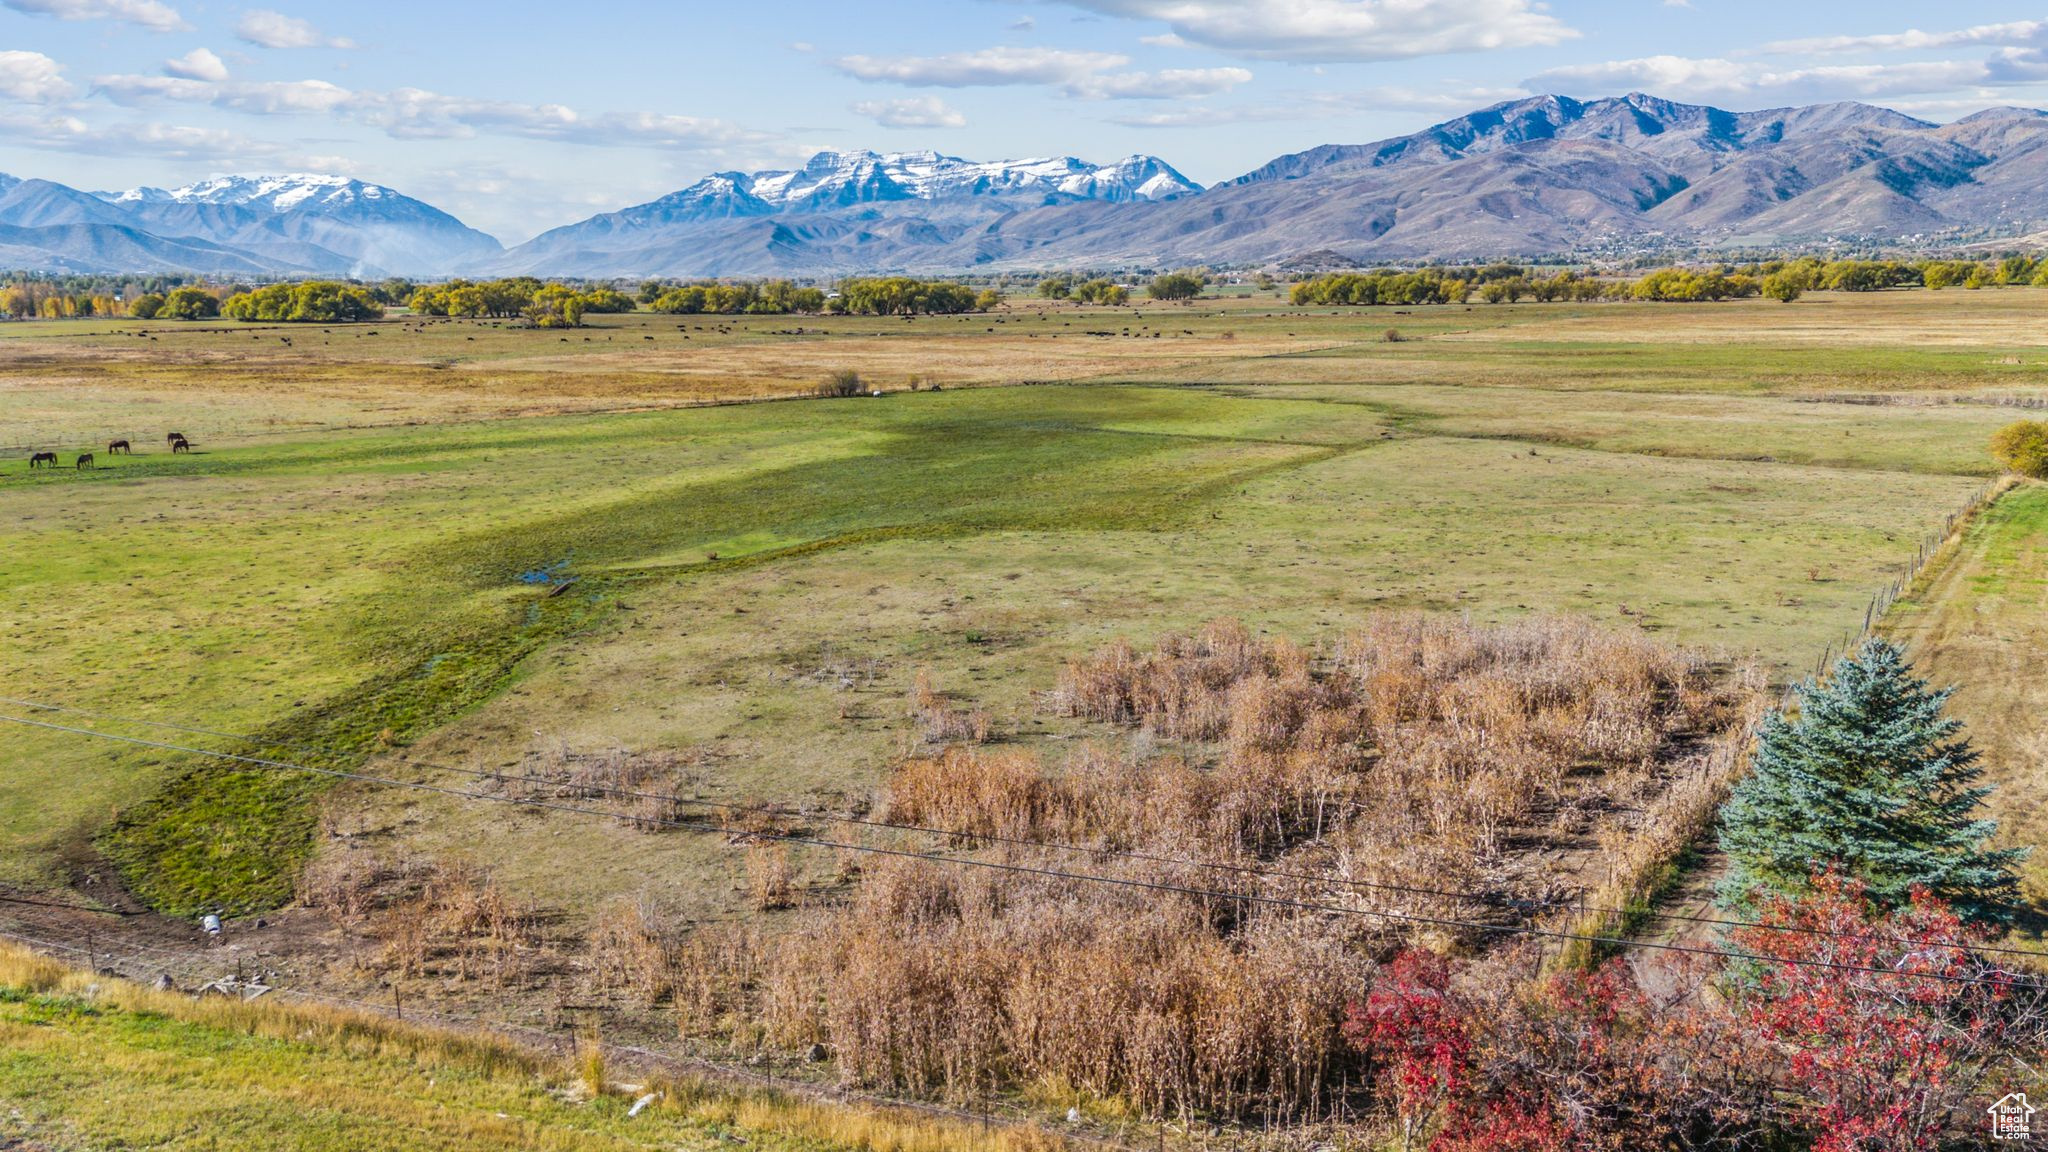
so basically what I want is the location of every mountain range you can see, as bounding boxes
[7,94,2048,278]
[0,173,499,277]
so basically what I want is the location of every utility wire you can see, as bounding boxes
[5,711,2043,992]
[8,693,2046,963]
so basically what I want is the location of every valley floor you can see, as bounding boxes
[2,289,2046,1143]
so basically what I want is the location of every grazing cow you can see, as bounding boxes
[171,438,192,454]
[166,432,186,446]
[75,453,94,471]
[108,439,131,455]
[28,451,56,470]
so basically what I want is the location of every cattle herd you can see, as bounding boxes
[24,432,189,471]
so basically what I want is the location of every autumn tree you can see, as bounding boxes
[159,286,220,320]
[1990,420,2048,478]
[1145,271,1204,301]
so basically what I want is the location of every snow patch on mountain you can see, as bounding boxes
[101,174,393,214]
[684,150,1202,216]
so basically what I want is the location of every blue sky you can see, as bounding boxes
[2,0,2046,242]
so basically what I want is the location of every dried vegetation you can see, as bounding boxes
[675,615,1765,1120]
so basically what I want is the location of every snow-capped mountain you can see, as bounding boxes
[109,173,390,211]
[489,150,1201,276]
[7,93,2048,277]
[93,174,501,276]
[727,150,1201,211]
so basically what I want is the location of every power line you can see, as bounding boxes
[5,711,2043,992]
[0,892,137,917]
[9,693,2046,964]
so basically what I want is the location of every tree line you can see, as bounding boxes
[1290,255,2048,307]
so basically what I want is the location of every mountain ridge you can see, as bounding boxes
[5,94,2048,277]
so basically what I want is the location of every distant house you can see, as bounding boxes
[1991,1092,2036,1140]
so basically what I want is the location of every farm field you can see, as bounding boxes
[2,293,2036,908]
[2,289,2046,1139]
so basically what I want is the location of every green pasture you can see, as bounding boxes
[0,372,1991,918]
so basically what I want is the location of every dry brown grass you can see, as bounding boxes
[748,843,799,912]
[301,850,548,985]
[671,615,1762,1121]
[503,741,700,831]
[588,892,685,1007]
[0,940,1084,1152]
[908,668,991,747]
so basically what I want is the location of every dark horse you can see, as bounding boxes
[27,451,56,470]
[166,432,186,446]
[171,437,192,454]
[108,439,131,455]
[74,453,94,471]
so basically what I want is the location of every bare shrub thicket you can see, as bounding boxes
[588,893,686,1007]
[678,615,1763,1121]
[300,850,547,986]
[505,742,700,830]
[908,668,990,746]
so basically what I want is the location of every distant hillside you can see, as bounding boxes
[491,94,2048,276]
[5,94,2048,276]
[0,173,499,276]
[101,174,503,276]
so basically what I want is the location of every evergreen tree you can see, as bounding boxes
[1719,638,2024,920]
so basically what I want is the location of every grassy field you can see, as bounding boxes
[1887,481,2048,922]
[0,943,1061,1152]
[0,289,2038,926]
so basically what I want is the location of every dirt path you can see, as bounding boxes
[1885,480,2048,949]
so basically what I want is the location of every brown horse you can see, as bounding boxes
[166,432,186,446]
[75,453,94,471]
[27,451,55,470]
[171,437,192,454]
[108,439,131,455]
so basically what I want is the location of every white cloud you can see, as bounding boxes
[89,69,773,149]
[3,0,184,31]
[852,95,968,129]
[1046,0,1574,63]
[0,50,74,102]
[1763,21,2048,56]
[94,72,353,113]
[1525,52,2048,106]
[162,47,228,82]
[1068,66,1251,99]
[234,8,352,49]
[3,112,281,159]
[835,45,1249,100]
[1107,83,1526,128]
[836,46,1129,88]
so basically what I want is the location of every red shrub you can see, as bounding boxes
[1346,949,1474,1150]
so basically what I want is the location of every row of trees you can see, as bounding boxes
[128,287,222,320]
[1038,276,1130,305]
[830,277,999,315]
[222,282,386,323]
[1290,256,2048,308]
[1290,270,1478,306]
[407,278,635,327]
[649,280,826,315]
